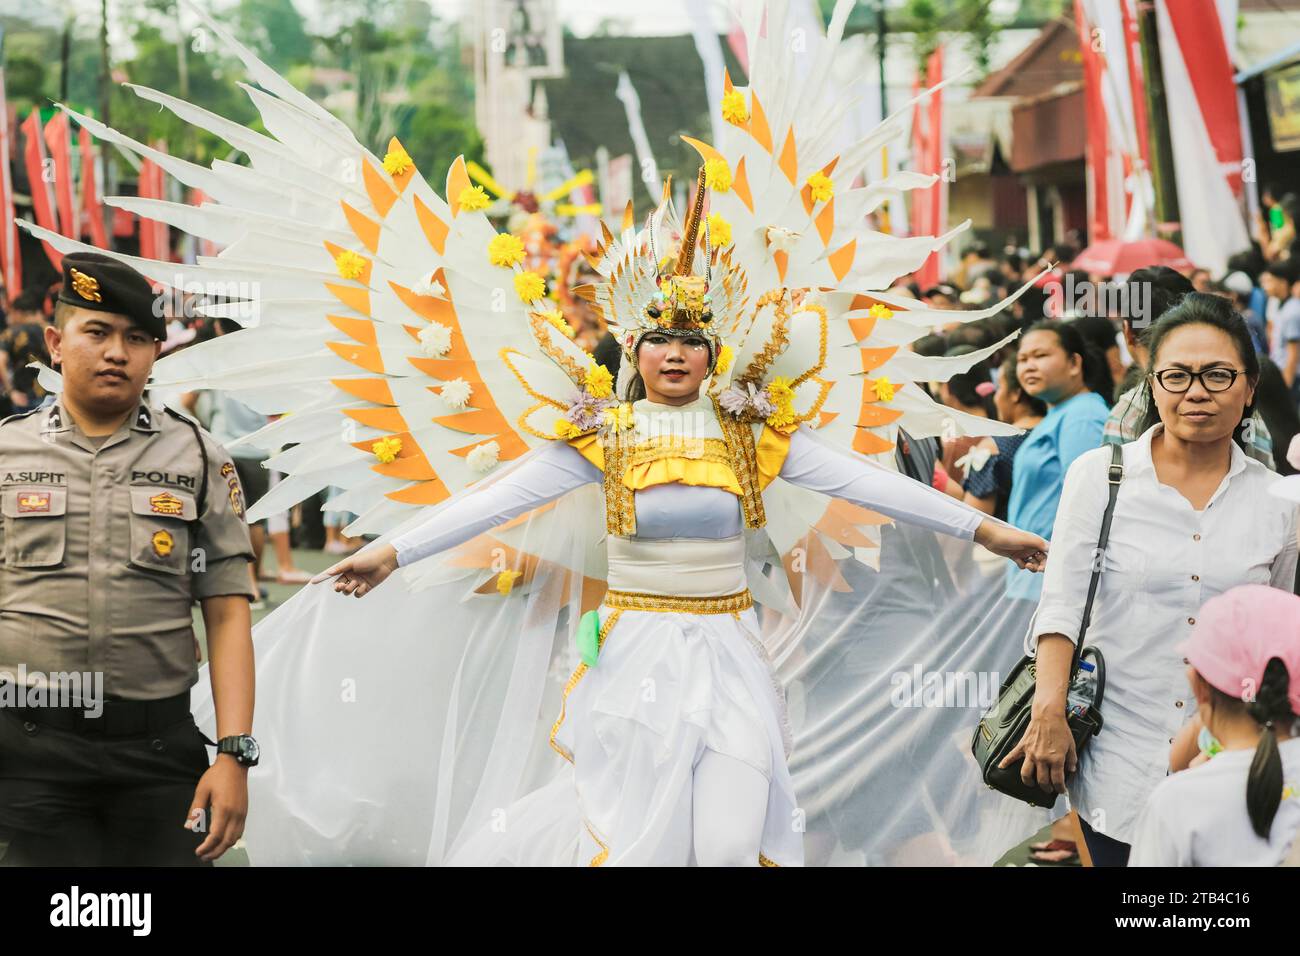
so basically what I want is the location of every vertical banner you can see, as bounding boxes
[1075,0,1112,241]
[43,112,76,238]
[684,0,727,147]
[910,46,944,288]
[78,123,108,248]
[21,110,61,271]
[1155,0,1249,274]
[136,152,170,262]
[0,27,21,297]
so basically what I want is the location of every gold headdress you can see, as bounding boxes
[620,166,723,366]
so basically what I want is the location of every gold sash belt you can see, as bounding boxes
[602,588,753,615]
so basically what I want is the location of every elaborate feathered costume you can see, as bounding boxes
[21,0,1053,865]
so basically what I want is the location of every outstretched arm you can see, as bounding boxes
[314,440,601,596]
[778,427,1047,569]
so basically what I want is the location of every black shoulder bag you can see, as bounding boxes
[971,442,1123,809]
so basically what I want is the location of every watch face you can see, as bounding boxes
[242,737,260,762]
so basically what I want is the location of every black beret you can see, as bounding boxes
[56,252,166,340]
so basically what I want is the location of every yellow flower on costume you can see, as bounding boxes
[704,158,732,193]
[488,233,526,268]
[604,403,634,430]
[713,344,734,375]
[334,250,367,281]
[382,146,413,176]
[539,309,576,339]
[807,171,834,203]
[767,376,795,405]
[584,362,614,399]
[371,436,403,463]
[496,569,522,595]
[868,303,894,321]
[554,418,582,440]
[766,406,797,433]
[707,212,732,248]
[721,89,749,125]
[514,271,546,302]
[872,376,896,402]
[458,185,491,212]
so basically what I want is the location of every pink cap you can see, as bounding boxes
[1181,585,1300,716]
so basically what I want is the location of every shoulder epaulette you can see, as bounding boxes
[0,405,47,428]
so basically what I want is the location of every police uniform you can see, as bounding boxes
[0,253,256,866]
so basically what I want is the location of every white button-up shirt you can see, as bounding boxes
[1032,425,1298,844]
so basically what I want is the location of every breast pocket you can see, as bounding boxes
[1,487,68,567]
[128,487,195,576]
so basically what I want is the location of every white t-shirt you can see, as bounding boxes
[1129,737,1300,866]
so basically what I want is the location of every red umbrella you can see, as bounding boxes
[1071,238,1194,277]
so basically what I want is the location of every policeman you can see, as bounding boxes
[0,252,258,866]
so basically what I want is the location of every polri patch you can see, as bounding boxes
[17,491,51,513]
[149,491,184,516]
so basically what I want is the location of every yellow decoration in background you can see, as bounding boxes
[540,309,576,338]
[584,362,613,399]
[807,171,834,203]
[721,89,749,125]
[554,419,582,440]
[496,569,522,595]
[488,233,526,267]
[458,185,492,211]
[707,212,732,248]
[868,303,894,321]
[704,158,733,193]
[371,436,403,463]
[713,344,734,375]
[334,250,366,280]
[514,271,546,302]
[382,146,413,176]
[872,376,896,402]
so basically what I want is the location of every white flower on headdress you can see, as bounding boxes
[766,226,800,254]
[418,321,453,357]
[440,377,473,409]
[412,272,446,299]
[467,440,500,474]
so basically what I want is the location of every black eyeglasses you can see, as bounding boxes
[1151,367,1244,393]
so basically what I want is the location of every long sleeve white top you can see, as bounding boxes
[392,426,986,567]
[1034,425,1298,844]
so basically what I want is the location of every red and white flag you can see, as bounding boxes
[21,110,61,271]
[0,36,22,297]
[910,46,945,288]
[1155,0,1248,273]
[137,148,170,262]
[79,123,108,248]
[43,112,76,239]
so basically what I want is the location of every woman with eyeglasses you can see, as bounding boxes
[1003,293,1299,866]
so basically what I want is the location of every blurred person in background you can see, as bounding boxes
[961,354,1046,521]
[1068,314,1125,399]
[0,288,54,415]
[1003,321,1110,603]
[1261,259,1300,397]
[1221,269,1268,355]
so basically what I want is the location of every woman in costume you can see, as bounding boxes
[319,184,1046,865]
[22,0,1053,865]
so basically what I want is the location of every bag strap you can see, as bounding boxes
[1069,443,1124,679]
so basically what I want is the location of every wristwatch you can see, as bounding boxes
[216,734,261,768]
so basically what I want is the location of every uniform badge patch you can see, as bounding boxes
[220,462,235,478]
[149,491,184,516]
[70,268,103,303]
[151,529,174,558]
[17,491,51,513]
[229,485,244,517]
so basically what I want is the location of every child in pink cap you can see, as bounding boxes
[1129,585,1300,865]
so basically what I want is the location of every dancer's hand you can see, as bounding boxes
[311,543,399,597]
[974,520,1048,572]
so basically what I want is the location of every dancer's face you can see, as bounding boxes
[637,332,710,405]
[1149,323,1255,445]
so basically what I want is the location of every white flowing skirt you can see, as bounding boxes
[448,603,803,866]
